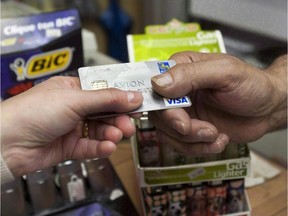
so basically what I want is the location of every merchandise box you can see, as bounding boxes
[131,135,251,187]
[144,19,202,35]
[128,19,252,216]
[131,135,251,216]
[127,30,226,63]
[127,19,226,63]
[1,9,84,99]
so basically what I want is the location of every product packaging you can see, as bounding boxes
[186,182,207,216]
[27,168,59,213]
[127,19,225,63]
[56,160,87,203]
[132,115,251,216]
[1,178,27,216]
[132,134,250,186]
[1,9,84,99]
[135,116,162,167]
[167,184,188,216]
[143,186,168,216]
[84,158,115,200]
[206,180,227,216]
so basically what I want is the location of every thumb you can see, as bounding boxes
[151,52,244,98]
[73,88,143,116]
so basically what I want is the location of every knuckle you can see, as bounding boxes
[107,88,127,107]
[47,76,79,88]
[219,55,242,71]
[218,55,246,81]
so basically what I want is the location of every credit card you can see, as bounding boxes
[78,60,191,118]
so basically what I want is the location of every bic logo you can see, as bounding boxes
[9,47,72,81]
[157,61,170,74]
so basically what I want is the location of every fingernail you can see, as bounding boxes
[152,73,173,87]
[197,128,214,140]
[203,134,228,154]
[127,92,136,103]
[214,139,223,153]
[172,119,185,135]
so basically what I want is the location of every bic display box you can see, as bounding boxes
[1,9,84,99]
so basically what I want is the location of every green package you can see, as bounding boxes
[127,30,226,62]
[145,18,201,35]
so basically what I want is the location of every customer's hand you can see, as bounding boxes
[1,76,143,177]
[149,51,287,155]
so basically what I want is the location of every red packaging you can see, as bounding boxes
[206,180,227,216]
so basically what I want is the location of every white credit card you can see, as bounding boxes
[78,60,191,118]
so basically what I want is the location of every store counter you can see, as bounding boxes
[109,139,287,216]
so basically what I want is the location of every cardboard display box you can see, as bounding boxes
[1,9,84,99]
[131,123,251,215]
[131,134,251,187]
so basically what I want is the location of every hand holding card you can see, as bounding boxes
[78,61,191,119]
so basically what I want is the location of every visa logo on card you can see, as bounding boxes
[164,97,191,106]
[78,60,191,118]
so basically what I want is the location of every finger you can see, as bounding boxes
[88,121,123,143]
[31,76,82,91]
[149,109,191,135]
[151,53,245,98]
[169,51,216,64]
[129,112,143,119]
[91,115,136,139]
[74,88,143,116]
[157,130,229,155]
[72,139,117,159]
[148,109,218,142]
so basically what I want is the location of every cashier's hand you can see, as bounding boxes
[1,76,143,177]
[150,51,287,155]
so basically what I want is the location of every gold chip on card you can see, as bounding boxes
[91,80,108,90]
